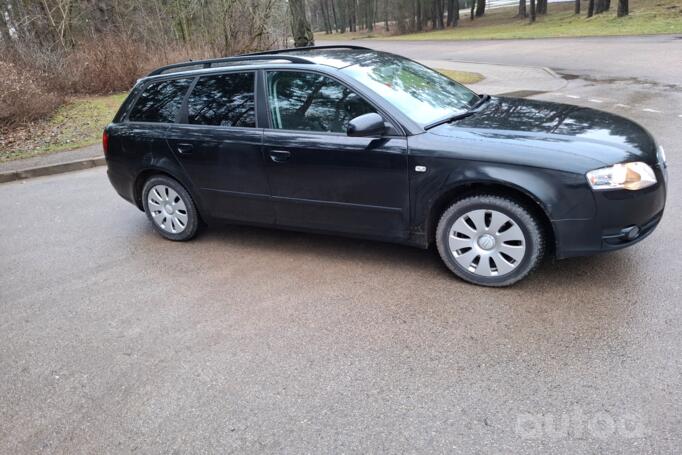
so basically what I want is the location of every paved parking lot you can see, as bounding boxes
[1,36,681,453]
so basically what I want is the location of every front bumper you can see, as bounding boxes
[553,164,667,259]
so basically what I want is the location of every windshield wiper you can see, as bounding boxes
[424,94,491,130]
[469,93,491,111]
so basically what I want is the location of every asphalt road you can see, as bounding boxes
[2,36,681,453]
[333,35,682,86]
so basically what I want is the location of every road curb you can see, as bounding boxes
[0,156,106,184]
[436,58,563,77]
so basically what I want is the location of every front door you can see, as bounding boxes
[262,70,409,239]
[166,71,273,224]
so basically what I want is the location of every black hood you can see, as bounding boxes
[429,96,658,167]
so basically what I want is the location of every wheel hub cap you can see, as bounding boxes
[147,185,188,234]
[477,234,495,250]
[448,209,527,277]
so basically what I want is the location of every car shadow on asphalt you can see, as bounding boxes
[141,220,640,294]
[124,217,643,340]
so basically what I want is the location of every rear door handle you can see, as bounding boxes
[177,143,194,154]
[269,150,291,163]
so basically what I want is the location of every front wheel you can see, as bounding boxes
[142,175,199,241]
[436,195,545,287]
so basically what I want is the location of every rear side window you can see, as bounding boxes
[187,72,256,127]
[128,78,192,123]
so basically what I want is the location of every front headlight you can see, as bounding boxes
[586,162,657,191]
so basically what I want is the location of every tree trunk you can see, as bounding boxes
[538,0,547,14]
[447,0,459,26]
[417,0,423,32]
[604,0,611,10]
[575,0,580,14]
[384,0,390,31]
[470,0,476,20]
[617,0,628,15]
[431,0,437,29]
[352,0,357,32]
[0,4,12,45]
[587,0,595,17]
[331,0,341,32]
[366,0,374,31]
[346,0,356,32]
[529,0,536,22]
[290,0,314,46]
[439,0,446,28]
[475,0,486,17]
[594,0,605,14]
[320,0,332,34]
[518,0,527,17]
[434,0,444,29]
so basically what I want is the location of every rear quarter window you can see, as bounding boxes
[128,78,192,123]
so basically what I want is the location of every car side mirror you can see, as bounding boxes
[347,113,386,137]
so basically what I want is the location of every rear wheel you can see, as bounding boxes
[436,195,544,287]
[142,175,199,241]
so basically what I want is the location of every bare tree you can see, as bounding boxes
[290,0,314,46]
[575,0,580,14]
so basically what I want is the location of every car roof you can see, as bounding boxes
[262,48,378,69]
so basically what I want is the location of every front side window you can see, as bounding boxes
[128,78,191,123]
[187,72,256,127]
[266,71,375,133]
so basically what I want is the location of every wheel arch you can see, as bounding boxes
[426,181,556,257]
[133,167,202,215]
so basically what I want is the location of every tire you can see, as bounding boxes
[142,175,199,241]
[435,194,544,287]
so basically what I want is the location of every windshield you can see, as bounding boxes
[341,54,479,127]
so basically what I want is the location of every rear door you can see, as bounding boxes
[262,70,409,240]
[166,71,273,224]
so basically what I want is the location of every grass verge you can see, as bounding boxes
[316,0,682,41]
[0,92,126,162]
[435,68,485,84]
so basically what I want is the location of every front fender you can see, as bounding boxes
[409,157,596,233]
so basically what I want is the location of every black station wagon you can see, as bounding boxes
[105,45,667,286]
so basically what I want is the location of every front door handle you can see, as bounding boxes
[269,150,291,163]
[177,143,194,154]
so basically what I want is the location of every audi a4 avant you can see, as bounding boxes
[105,46,667,286]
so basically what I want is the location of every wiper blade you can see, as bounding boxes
[469,93,491,110]
[424,94,491,130]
